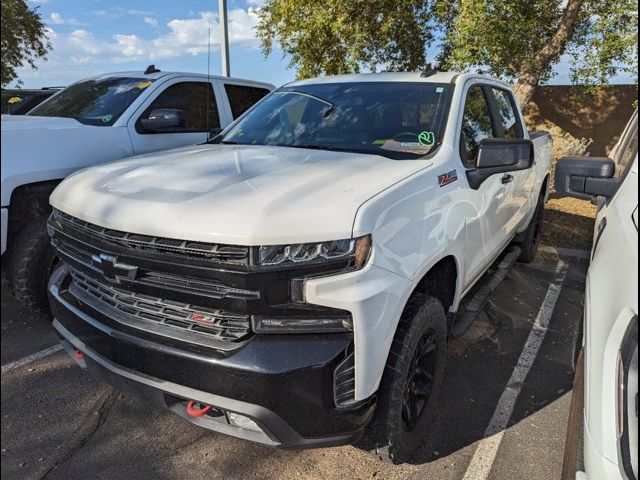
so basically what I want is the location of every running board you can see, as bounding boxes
[451,246,521,338]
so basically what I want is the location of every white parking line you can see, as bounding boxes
[463,259,569,480]
[1,344,63,374]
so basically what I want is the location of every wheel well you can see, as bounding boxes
[8,180,62,239]
[413,256,458,321]
[541,174,550,200]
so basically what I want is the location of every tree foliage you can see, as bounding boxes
[256,0,432,79]
[256,0,638,109]
[1,0,50,87]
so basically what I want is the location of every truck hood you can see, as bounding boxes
[51,144,431,245]
[0,115,82,131]
[1,116,133,206]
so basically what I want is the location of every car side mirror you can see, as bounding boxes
[554,156,618,200]
[140,109,185,132]
[466,138,534,189]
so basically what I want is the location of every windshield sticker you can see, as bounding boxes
[438,170,458,187]
[101,114,114,123]
[418,131,435,146]
[373,139,388,145]
[137,80,153,89]
[435,87,444,93]
[8,96,23,104]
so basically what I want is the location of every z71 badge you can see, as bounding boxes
[437,170,458,187]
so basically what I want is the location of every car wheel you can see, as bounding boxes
[516,192,545,263]
[356,293,447,464]
[6,215,58,316]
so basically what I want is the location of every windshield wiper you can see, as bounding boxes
[288,144,374,155]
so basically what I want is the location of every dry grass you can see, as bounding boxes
[542,194,597,251]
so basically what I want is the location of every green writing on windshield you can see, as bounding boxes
[418,131,435,146]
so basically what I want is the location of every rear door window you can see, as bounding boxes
[137,81,220,133]
[224,84,271,119]
[490,88,523,139]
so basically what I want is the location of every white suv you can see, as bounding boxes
[558,110,638,480]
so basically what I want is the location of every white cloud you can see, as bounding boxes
[50,12,64,24]
[92,7,155,20]
[48,12,88,26]
[14,8,262,85]
[143,17,158,27]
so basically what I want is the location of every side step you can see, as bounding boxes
[451,246,521,338]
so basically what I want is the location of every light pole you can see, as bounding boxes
[219,0,230,77]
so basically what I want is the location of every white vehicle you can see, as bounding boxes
[1,66,273,313]
[559,110,638,480]
[46,71,552,462]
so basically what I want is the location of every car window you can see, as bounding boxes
[28,77,152,126]
[614,113,638,179]
[490,88,523,139]
[219,82,452,160]
[224,84,270,119]
[460,85,495,166]
[137,81,220,133]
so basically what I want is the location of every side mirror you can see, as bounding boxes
[467,138,534,189]
[554,156,618,200]
[140,108,185,132]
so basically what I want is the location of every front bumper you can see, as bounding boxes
[49,268,376,449]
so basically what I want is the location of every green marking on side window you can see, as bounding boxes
[101,114,113,123]
[418,131,435,146]
[435,87,444,93]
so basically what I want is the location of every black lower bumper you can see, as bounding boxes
[49,270,375,449]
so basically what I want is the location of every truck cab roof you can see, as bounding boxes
[286,71,512,88]
[75,70,274,89]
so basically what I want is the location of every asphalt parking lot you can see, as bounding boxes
[1,253,587,480]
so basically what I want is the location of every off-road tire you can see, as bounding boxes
[356,293,447,464]
[515,192,545,263]
[6,216,58,317]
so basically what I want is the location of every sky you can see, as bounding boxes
[14,0,635,89]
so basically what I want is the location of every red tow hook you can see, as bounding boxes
[72,349,84,360]
[186,400,212,417]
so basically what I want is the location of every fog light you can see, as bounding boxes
[227,412,262,433]
[252,316,353,334]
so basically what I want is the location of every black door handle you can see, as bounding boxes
[501,174,514,184]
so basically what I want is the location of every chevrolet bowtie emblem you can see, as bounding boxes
[90,253,138,283]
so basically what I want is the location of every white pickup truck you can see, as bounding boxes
[46,71,552,462]
[1,66,273,313]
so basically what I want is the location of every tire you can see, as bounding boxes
[356,293,447,464]
[6,215,58,317]
[515,192,545,263]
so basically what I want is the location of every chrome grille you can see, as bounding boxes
[68,269,252,346]
[53,209,250,265]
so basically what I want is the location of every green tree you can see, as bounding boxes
[256,0,433,79]
[256,0,638,110]
[1,0,51,87]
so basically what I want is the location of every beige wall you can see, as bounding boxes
[525,85,637,157]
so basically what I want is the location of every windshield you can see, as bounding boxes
[28,77,155,126]
[218,82,452,160]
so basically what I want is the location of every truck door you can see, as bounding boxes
[486,86,533,232]
[128,79,223,155]
[459,84,514,283]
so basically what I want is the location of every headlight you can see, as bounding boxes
[257,235,371,269]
